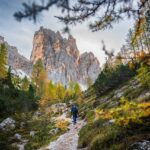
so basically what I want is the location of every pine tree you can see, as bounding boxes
[7,66,13,88]
[28,84,35,99]
[0,44,7,79]
[145,10,150,32]
[21,76,29,91]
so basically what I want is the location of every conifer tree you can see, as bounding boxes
[56,83,66,100]
[7,66,13,88]
[74,83,81,97]
[0,44,7,79]
[21,76,29,91]
[28,84,35,99]
[31,59,47,96]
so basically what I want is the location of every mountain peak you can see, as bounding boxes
[1,27,100,87]
[30,27,100,86]
[0,36,32,75]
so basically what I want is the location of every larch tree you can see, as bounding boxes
[56,83,66,100]
[31,59,47,96]
[21,76,29,91]
[0,44,7,79]
[14,0,149,32]
[74,83,81,96]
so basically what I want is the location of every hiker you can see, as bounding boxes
[71,104,78,124]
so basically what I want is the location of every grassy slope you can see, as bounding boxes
[78,76,150,150]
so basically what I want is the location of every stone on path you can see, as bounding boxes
[40,120,86,150]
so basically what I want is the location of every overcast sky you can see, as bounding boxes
[0,0,134,65]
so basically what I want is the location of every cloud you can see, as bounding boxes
[0,0,134,65]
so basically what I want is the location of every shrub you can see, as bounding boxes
[78,119,107,148]
[109,144,124,150]
[78,124,99,148]
[88,125,121,150]
[136,65,150,89]
[24,115,56,149]
[95,97,150,127]
[55,119,69,131]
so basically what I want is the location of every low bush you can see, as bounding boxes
[89,125,121,150]
[78,119,109,148]
[55,119,69,131]
[136,65,150,89]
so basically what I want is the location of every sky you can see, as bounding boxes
[0,0,135,66]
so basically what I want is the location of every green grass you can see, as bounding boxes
[78,119,122,150]
[78,72,150,150]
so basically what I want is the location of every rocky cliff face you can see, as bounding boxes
[0,36,32,75]
[0,27,100,87]
[31,27,100,86]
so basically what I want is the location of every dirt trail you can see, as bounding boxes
[41,120,85,150]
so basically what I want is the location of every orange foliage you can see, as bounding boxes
[96,98,150,126]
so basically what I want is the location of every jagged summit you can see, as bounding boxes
[1,27,100,87]
[30,27,100,86]
[0,36,32,75]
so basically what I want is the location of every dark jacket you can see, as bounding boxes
[71,106,78,117]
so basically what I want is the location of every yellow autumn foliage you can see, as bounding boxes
[55,119,69,131]
[96,97,150,126]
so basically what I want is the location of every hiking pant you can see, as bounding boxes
[73,114,77,124]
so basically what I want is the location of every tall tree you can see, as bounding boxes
[7,66,13,88]
[42,81,56,101]
[56,83,66,100]
[0,44,7,79]
[21,76,29,91]
[31,59,47,96]
[28,84,35,99]
[74,83,81,96]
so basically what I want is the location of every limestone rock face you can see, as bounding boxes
[79,52,100,84]
[31,27,100,87]
[0,36,32,75]
[0,26,100,88]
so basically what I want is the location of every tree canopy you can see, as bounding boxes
[14,0,150,31]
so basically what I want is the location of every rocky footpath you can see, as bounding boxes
[0,103,86,150]
[40,120,86,150]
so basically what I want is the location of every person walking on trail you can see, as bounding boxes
[71,104,78,124]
